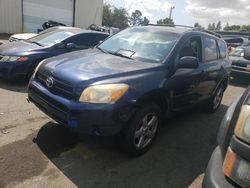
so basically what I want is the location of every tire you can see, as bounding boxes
[205,84,224,113]
[120,103,162,157]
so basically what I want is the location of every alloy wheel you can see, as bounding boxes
[133,113,158,150]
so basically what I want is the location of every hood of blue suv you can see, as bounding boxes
[40,49,161,86]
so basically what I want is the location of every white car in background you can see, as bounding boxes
[8,33,38,42]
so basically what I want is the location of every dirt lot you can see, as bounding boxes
[0,79,248,188]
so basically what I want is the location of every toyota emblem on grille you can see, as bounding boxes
[46,77,54,88]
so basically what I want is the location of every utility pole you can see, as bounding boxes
[169,6,175,19]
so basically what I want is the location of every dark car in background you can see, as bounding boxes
[230,47,250,78]
[203,86,250,188]
[0,26,109,81]
[28,26,231,156]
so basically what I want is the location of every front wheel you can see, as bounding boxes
[120,104,162,156]
[205,84,224,113]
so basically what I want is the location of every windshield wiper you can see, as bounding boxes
[111,48,136,60]
[96,46,109,54]
[111,52,135,60]
[31,41,43,47]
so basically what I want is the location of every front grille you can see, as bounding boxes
[232,67,246,71]
[29,86,68,125]
[232,62,247,67]
[36,71,74,99]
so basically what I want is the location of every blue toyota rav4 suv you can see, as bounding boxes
[28,25,231,156]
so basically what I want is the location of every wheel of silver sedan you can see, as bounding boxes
[134,113,158,150]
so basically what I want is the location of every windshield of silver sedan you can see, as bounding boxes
[98,27,180,63]
[28,30,74,47]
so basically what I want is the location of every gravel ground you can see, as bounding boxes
[0,78,248,188]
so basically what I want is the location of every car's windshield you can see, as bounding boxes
[28,30,75,47]
[98,27,180,63]
[230,47,244,57]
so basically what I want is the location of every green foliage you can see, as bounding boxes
[129,10,143,26]
[216,21,222,31]
[102,4,150,29]
[142,17,150,25]
[102,4,129,29]
[112,7,129,29]
[102,4,113,27]
[207,21,222,31]
[223,23,250,32]
[194,22,202,28]
[156,17,174,25]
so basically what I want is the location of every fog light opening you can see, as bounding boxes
[223,147,236,178]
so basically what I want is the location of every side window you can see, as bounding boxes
[64,34,97,48]
[179,36,202,62]
[217,40,227,58]
[74,34,95,47]
[204,37,218,61]
[95,33,109,44]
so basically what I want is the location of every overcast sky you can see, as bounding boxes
[105,0,250,27]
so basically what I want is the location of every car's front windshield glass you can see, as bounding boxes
[28,30,74,47]
[98,27,180,63]
[230,47,244,57]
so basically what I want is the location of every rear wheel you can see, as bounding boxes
[120,104,162,156]
[205,84,224,113]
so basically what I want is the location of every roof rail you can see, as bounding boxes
[144,24,222,38]
[192,28,222,38]
[145,24,193,29]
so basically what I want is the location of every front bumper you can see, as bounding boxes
[202,146,236,188]
[0,61,29,79]
[231,66,250,78]
[28,80,135,136]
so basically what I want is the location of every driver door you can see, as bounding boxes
[170,36,204,110]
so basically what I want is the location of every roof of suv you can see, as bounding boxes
[143,24,222,39]
[143,25,189,34]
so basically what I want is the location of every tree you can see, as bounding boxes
[102,4,113,27]
[112,7,129,29]
[207,23,213,30]
[212,23,216,30]
[223,23,230,31]
[157,17,174,25]
[215,21,222,31]
[241,25,250,32]
[102,4,129,29]
[141,17,150,25]
[194,22,202,28]
[129,10,143,26]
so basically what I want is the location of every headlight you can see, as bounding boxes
[234,105,250,144]
[79,84,129,104]
[33,60,45,75]
[0,56,28,62]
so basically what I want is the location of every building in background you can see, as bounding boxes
[0,0,103,34]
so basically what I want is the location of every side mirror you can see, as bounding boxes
[56,42,65,49]
[66,43,76,49]
[178,56,199,69]
[244,48,250,60]
[98,40,103,45]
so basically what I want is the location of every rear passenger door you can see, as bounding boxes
[198,36,223,99]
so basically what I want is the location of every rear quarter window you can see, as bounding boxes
[218,40,227,58]
[204,37,218,61]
